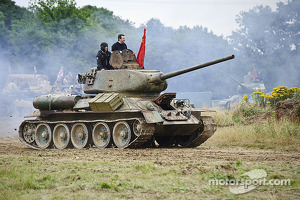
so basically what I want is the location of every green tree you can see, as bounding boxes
[0,0,30,29]
[0,0,31,58]
[30,0,86,33]
[0,11,7,49]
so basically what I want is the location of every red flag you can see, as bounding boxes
[253,64,257,80]
[136,29,146,68]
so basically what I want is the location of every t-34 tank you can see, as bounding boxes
[19,51,234,149]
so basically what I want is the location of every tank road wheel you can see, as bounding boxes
[132,119,144,136]
[113,121,131,149]
[53,124,71,149]
[22,123,36,143]
[92,122,112,148]
[35,123,52,149]
[71,123,89,149]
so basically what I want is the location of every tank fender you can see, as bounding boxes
[142,111,164,123]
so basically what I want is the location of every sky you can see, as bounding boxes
[14,0,284,36]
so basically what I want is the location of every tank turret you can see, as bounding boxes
[227,73,266,94]
[78,54,235,97]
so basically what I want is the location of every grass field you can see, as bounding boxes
[0,105,299,199]
[206,108,300,152]
[0,130,299,199]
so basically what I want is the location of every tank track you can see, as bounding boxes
[19,116,216,150]
[187,116,217,147]
[172,116,216,148]
[19,118,155,150]
[127,122,155,148]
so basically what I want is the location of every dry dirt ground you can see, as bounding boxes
[1,137,299,164]
[0,136,300,199]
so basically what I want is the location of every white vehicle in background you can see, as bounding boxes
[1,74,52,117]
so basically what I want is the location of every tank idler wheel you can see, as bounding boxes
[35,123,52,149]
[92,122,112,148]
[23,123,36,143]
[53,124,71,149]
[113,121,131,149]
[71,123,89,149]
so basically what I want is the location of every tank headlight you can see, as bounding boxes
[146,102,155,111]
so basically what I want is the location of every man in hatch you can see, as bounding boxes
[97,42,114,70]
[111,34,128,51]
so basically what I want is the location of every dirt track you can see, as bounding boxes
[0,116,299,164]
[0,115,299,164]
[1,137,300,200]
[1,137,299,165]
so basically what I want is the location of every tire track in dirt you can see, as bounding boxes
[1,137,299,165]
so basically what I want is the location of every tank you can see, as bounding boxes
[213,73,266,109]
[19,51,234,149]
[227,73,266,95]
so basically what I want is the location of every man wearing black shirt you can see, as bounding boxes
[111,34,128,51]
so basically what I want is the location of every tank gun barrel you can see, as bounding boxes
[159,55,235,81]
[226,73,245,87]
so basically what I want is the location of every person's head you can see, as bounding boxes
[248,72,251,75]
[100,42,108,51]
[118,34,125,44]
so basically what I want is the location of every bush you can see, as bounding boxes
[252,86,300,106]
